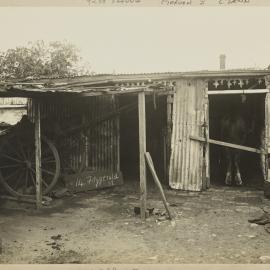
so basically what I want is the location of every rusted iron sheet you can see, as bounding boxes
[169,79,207,191]
[29,96,120,175]
[64,170,123,192]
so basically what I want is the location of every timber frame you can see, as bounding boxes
[0,68,270,218]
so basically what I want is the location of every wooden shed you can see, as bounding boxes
[36,69,269,193]
[1,68,270,218]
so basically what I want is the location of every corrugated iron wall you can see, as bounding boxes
[169,79,207,191]
[84,96,119,172]
[29,96,119,174]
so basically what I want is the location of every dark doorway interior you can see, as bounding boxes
[119,94,168,184]
[119,95,139,180]
[209,94,265,188]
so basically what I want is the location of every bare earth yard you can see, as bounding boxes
[1,182,270,264]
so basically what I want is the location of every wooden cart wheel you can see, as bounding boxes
[0,134,60,197]
[59,133,87,175]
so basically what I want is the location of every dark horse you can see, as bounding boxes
[220,114,248,185]
[220,95,255,186]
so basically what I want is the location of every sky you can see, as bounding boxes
[0,7,270,74]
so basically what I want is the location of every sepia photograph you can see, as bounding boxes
[0,0,270,266]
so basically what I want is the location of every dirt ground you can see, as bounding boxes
[1,181,270,264]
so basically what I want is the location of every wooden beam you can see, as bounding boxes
[145,152,173,220]
[138,91,147,221]
[207,89,269,95]
[190,135,263,154]
[34,100,42,209]
[0,105,27,109]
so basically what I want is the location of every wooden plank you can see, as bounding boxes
[265,92,270,181]
[190,135,263,154]
[145,152,173,220]
[64,170,123,192]
[208,89,269,95]
[138,91,147,221]
[116,98,120,172]
[34,100,42,209]
[203,87,210,189]
[0,105,27,108]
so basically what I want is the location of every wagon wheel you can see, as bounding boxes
[58,133,87,175]
[0,134,60,197]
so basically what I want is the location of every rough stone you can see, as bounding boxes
[259,255,270,264]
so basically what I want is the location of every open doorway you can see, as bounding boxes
[118,94,168,185]
[209,94,265,189]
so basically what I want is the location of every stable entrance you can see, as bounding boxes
[208,91,267,188]
[169,78,270,191]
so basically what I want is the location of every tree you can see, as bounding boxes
[0,40,91,80]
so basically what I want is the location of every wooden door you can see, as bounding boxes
[169,79,208,191]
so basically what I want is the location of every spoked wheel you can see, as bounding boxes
[0,134,60,197]
[59,133,87,175]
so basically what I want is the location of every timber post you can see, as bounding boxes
[34,99,42,209]
[265,75,270,181]
[138,91,147,221]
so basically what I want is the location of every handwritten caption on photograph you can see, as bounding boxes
[85,0,252,6]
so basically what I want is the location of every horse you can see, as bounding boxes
[217,92,268,186]
[219,95,258,186]
[220,114,248,186]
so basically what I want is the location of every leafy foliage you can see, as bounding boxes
[0,40,91,79]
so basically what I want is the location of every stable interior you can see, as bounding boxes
[119,94,168,185]
[209,94,265,188]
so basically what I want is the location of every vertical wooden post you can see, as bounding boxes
[138,91,147,221]
[116,97,120,172]
[204,86,210,189]
[34,100,42,209]
[265,92,270,182]
[166,94,173,182]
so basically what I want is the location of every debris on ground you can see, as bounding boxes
[248,214,270,225]
[133,207,154,216]
[169,203,178,207]
[156,216,167,222]
[46,234,63,251]
[170,220,176,227]
[134,206,140,215]
[46,242,61,250]
[51,188,71,199]
[51,234,62,241]
[248,208,270,233]
[264,223,270,233]
[153,208,166,216]
[259,255,270,264]
[247,235,256,239]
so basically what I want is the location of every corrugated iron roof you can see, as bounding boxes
[1,68,269,97]
[0,80,173,97]
[5,68,270,83]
